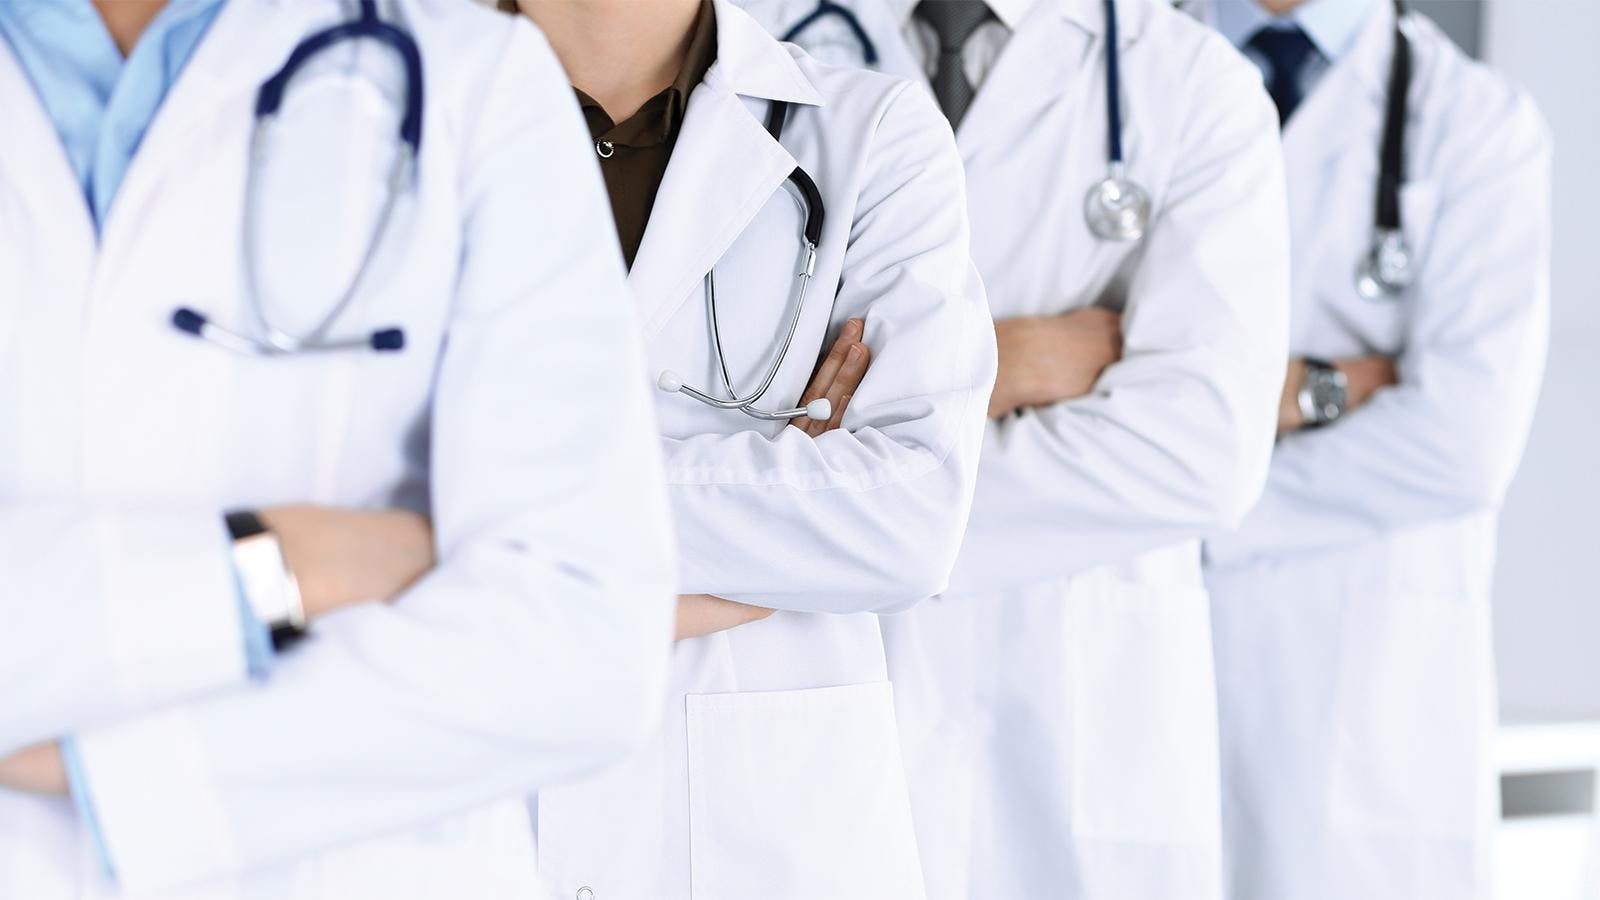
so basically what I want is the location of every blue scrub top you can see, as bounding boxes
[0,0,227,229]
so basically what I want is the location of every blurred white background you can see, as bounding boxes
[1420,0,1600,895]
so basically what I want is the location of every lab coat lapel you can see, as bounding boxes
[955,0,1124,161]
[628,0,821,337]
[1281,0,1393,174]
[98,0,311,258]
[0,41,96,252]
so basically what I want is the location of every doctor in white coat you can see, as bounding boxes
[0,1,676,897]
[504,0,995,898]
[741,0,1289,897]
[1197,1,1550,897]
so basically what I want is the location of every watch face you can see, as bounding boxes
[1303,366,1348,425]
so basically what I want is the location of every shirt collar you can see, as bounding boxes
[669,1,719,126]
[1,0,225,31]
[1213,0,1374,63]
[573,0,717,140]
[887,0,1035,31]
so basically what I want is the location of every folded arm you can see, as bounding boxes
[0,505,247,754]
[667,85,996,614]
[54,27,677,894]
[949,60,1289,593]
[1207,95,1552,565]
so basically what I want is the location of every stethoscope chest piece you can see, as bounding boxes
[1084,164,1150,242]
[1354,227,1415,301]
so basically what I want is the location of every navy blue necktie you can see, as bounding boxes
[1247,25,1317,125]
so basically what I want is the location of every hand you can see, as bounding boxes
[258,507,436,620]
[989,308,1123,418]
[1278,355,1399,434]
[1341,355,1399,409]
[791,318,871,436]
[674,594,775,640]
[0,743,67,796]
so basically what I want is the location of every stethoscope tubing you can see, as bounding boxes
[172,0,420,356]
[658,102,832,423]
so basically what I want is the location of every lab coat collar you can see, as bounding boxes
[709,0,824,107]
[627,0,809,336]
[881,0,1143,41]
[883,0,1035,30]
[950,0,1111,158]
[84,0,310,257]
[1336,0,1398,99]
[1052,0,1152,45]
[1278,0,1393,163]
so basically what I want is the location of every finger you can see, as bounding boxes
[791,331,851,432]
[792,318,863,431]
[827,393,854,433]
[808,319,865,401]
[821,342,870,432]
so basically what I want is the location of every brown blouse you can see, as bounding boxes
[573,2,718,269]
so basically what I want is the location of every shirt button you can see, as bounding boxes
[595,140,615,159]
[577,888,595,900]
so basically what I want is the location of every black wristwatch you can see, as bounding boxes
[226,511,308,651]
[1296,357,1349,428]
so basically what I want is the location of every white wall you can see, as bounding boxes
[1483,0,1600,723]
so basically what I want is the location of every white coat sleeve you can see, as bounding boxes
[1205,90,1551,566]
[946,52,1289,595]
[67,25,678,894]
[668,84,996,614]
[0,507,249,753]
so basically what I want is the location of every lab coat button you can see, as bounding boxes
[595,140,615,159]
[576,888,595,900]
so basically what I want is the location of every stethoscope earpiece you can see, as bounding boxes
[171,307,405,355]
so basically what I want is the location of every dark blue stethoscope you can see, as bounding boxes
[781,0,1150,241]
[172,0,422,355]
[780,0,881,66]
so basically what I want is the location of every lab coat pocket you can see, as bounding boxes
[685,682,926,900]
[1069,579,1220,845]
[1326,590,1493,838]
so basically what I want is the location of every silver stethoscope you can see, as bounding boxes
[171,0,421,355]
[1354,0,1416,300]
[783,0,1151,242]
[655,100,833,422]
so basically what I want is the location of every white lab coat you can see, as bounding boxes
[0,2,676,898]
[741,0,1289,897]
[529,3,995,899]
[1194,3,1551,898]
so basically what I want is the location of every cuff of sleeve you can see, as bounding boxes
[233,568,275,680]
[95,510,252,707]
[72,709,241,894]
[59,738,115,879]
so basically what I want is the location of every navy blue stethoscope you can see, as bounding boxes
[172,0,421,355]
[1354,0,1415,300]
[782,0,1151,241]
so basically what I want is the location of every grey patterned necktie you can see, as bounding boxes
[915,0,994,128]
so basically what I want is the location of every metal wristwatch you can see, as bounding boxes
[225,511,308,651]
[1296,357,1348,428]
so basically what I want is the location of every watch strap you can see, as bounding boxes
[226,510,308,651]
[224,510,268,541]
